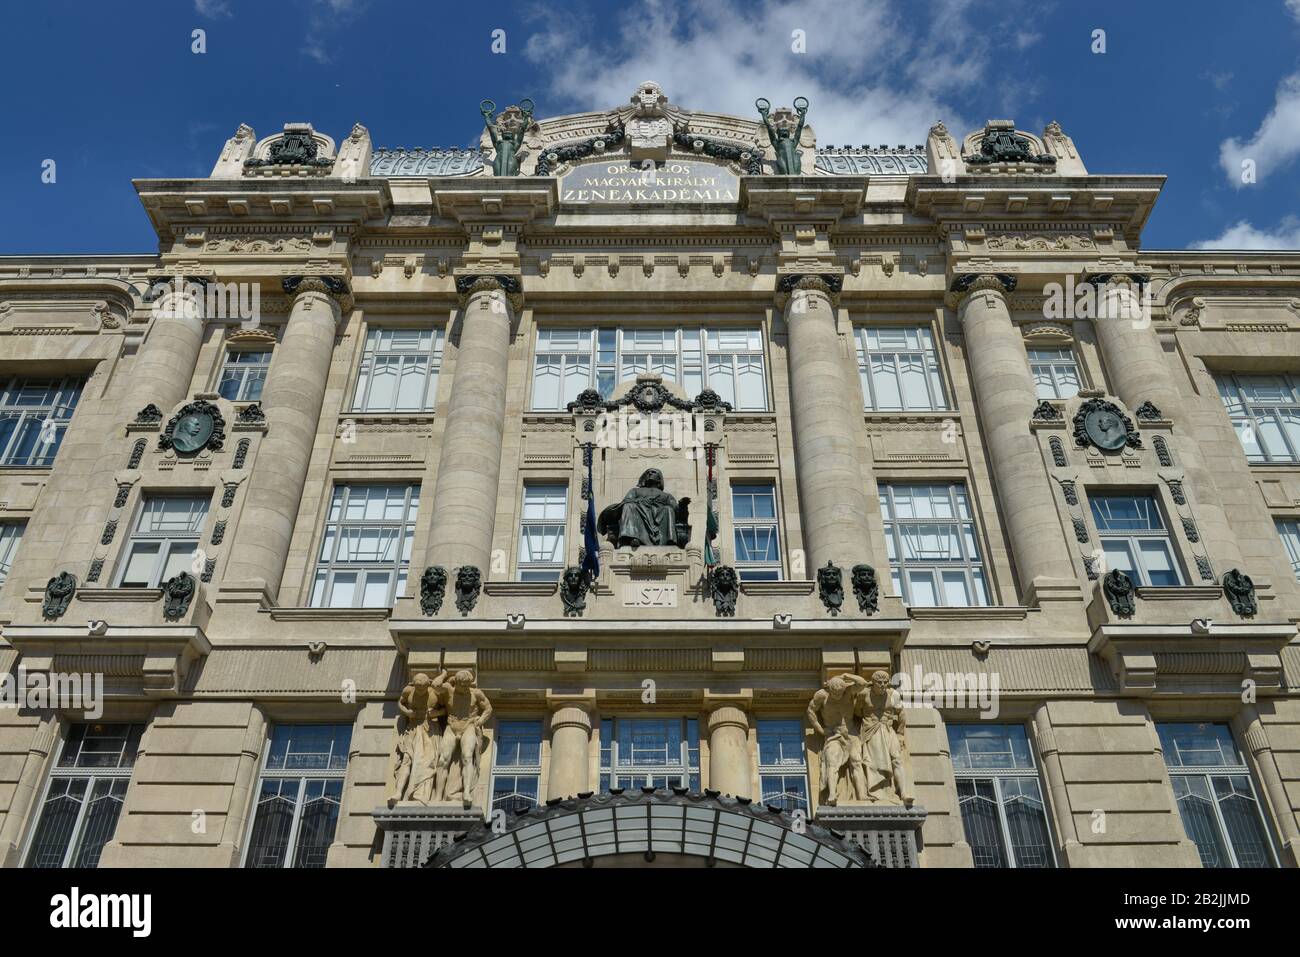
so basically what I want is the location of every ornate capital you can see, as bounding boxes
[282,274,352,312]
[707,704,750,734]
[776,272,842,309]
[455,273,523,312]
[550,705,593,734]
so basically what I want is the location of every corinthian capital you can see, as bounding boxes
[948,272,1016,310]
[775,271,843,309]
[455,273,523,312]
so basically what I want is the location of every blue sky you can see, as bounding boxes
[2,0,1300,254]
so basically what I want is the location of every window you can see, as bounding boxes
[1027,346,1082,400]
[351,327,444,413]
[599,717,700,791]
[1216,373,1300,463]
[244,725,352,869]
[1278,519,1300,581]
[855,326,948,411]
[879,483,989,607]
[490,720,543,815]
[24,723,144,868]
[1158,723,1276,868]
[217,349,271,402]
[756,719,809,813]
[1089,493,1182,586]
[531,326,768,412]
[310,484,419,608]
[517,483,567,582]
[948,724,1056,868]
[731,483,782,580]
[0,377,82,467]
[0,520,25,589]
[115,495,209,588]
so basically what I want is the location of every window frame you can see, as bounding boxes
[217,347,273,402]
[0,376,83,468]
[22,723,144,869]
[598,716,701,792]
[1215,372,1300,464]
[755,718,810,813]
[878,481,990,607]
[0,519,26,590]
[489,719,545,815]
[241,724,353,869]
[730,481,783,581]
[309,483,420,609]
[1026,345,1083,400]
[948,723,1058,869]
[854,325,950,412]
[1275,518,1300,582]
[350,325,445,414]
[113,494,211,589]
[1158,722,1278,869]
[516,482,568,582]
[529,325,770,412]
[1087,491,1184,587]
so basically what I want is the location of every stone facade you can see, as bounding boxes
[0,102,1298,869]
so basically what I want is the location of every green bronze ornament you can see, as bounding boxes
[158,399,226,455]
[481,98,534,177]
[756,96,808,174]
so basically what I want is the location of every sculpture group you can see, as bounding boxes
[387,670,493,808]
[807,671,913,807]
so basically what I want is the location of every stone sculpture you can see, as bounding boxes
[807,671,912,807]
[756,96,808,174]
[434,670,494,808]
[481,98,534,176]
[388,671,447,807]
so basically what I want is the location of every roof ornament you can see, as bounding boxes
[756,96,809,174]
[480,98,535,176]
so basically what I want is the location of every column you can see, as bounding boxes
[1088,275,1245,573]
[425,277,515,573]
[707,705,752,799]
[546,705,593,800]
[957,275,1076,597]
[219,704,268,866]
[781,276,874,571]
[226,276,345,600]
[1032,703,1082,864]
[1233,705,1300,866]
[0,712,59,867]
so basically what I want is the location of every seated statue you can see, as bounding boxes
[597,468,691,549]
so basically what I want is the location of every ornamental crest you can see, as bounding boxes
[1072,398,1140,452]
[159,399,226,455]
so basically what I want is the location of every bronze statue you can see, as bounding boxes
[597,468,691,549]
[756,96,808,174]
[480,98,534,176]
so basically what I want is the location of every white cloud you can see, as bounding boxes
[1193,217,1300,250]
[519,0,1035,147]
[194,0,232,17]
[1288,0,1300,22]
[302,0,361,64]
[1218,71,1300,186]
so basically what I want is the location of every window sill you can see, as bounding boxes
[907,605,1029,620]
[267,606,394,622]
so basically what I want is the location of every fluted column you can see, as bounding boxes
[426,277,515,573]
[956,275,1076,598]
[546,705,593,800]
[781,276,874,572]
[1088,275,1245,574]
[226,276,346,600]
[1233,705,1299,866]
[707,705,752,798]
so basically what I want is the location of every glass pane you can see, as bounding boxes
[957,778,1008,868]
[119,542,160,587]
[292,779,343,868]
[949,725,1034,770]
[245,779,299,868]
[1139,539,1181,586]
[70,778,128,868]
[24,778,89,868]
[1158,724,1242,768]
[1171,775,1230,868]
[1213,775,1274,868]
[1001,777,1054,868]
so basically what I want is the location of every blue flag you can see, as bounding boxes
[582,445,600,580]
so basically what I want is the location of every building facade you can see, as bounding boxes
[1,86,1298,869]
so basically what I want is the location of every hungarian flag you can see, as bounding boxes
[582,444,601,580]
[704,445,720,567]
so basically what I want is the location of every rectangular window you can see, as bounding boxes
[217,349,272,402]
[517,483,567,582]
[855,326,948,412]
[879,482,989,607]
[0,520,25,589]
[1027,346,1082,400]
[1278,519,1300,581]
[599,717,700,792]
[731,482,782,580]
[115,495,210,588]
[351,327,444,413]
[948,724,1056,868]
[0,377,82,467]
[244,725,352,869]
[756,719,809,813]
[1216,373,1300,463]
[490,720,543,815]
[1158,723,1276,868]
[531,326,768,412]
[310,484,419,608]
[1089,493,1182,586]
[24,723,144,868]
